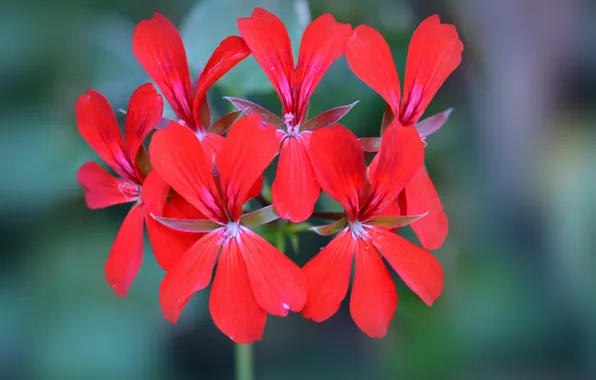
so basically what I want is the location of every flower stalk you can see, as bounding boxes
[235,343,254,380]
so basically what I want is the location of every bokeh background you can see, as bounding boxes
[2,0,596,379]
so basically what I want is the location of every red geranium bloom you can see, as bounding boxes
[235,8,353,222]
[76,84,198,296]
[149,114,307,343]
[345,15,463,250]
[301,123,444,338]
[133,12,250,156]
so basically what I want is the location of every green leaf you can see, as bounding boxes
[288,233,300,253]
[310,217,348,236]
[180,0,311,95]
[301,101,358,131]
[261,177,273,203]
[225,96,283,125]
[240,205,279,227]
[359,137,382,153]
[366,212,428,228]
[287,222,312,233]
[415,108,453,138]
[209,110,242,134]
[274,228,286,252]
[152,215,222,233]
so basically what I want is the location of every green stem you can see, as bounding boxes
[235,343,254,380]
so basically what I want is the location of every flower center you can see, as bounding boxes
[194,129,207,141]
[178,119,208,141]
[117,182,141,200]
[223,222,240,241]
[284,113,300,136]
[348,220,368,239]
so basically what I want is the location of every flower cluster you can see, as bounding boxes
[76,8,463,342]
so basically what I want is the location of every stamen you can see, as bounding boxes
[284,113,300,137]
[283,113,294,125]
[348,220,368,239]
[117,182,140,200]
[223,222,240,241]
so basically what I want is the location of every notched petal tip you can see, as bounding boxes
[82,88,100,100]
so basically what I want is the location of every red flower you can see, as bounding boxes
[76,84,199,296]
[235,9,353,222]
[345,15,463,250]
[149,114,307,343]
[302,123,444,338]
[133,12,250,157]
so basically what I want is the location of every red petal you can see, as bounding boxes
[346,25,401,114]
[201,132,225,162]
[124,83,164,179]
[190,67,212,127]
[294,14,352,122]
[301,230,355,322]
[400,15,463,125]
[77,162,139,209]
[76,90,136,182]
[149,122,226,223]
[193,71,212,128]
[216,114,279,220]
[381,103,397,134]
[159,229,224,323]
[105,204,144,297]
[350,238,397,338]
[370,227,443,306]
[133,13,194,125]
[272,132,320,222]
[209,235,267,343]
[362,124,424,219]
[247,173,264,202]
[192,36,250,127]
[140,170,168,215]
[237,8,295,113]
[148,182,205,270]
[309,124,366,218]
[377,199,402,219]
[145,212,199,271]
[238,228,306,315]
[140,170,203,270]
[402,168,448,250]
[167,190,207,219]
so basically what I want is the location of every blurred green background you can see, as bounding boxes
[2,0,596,379]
